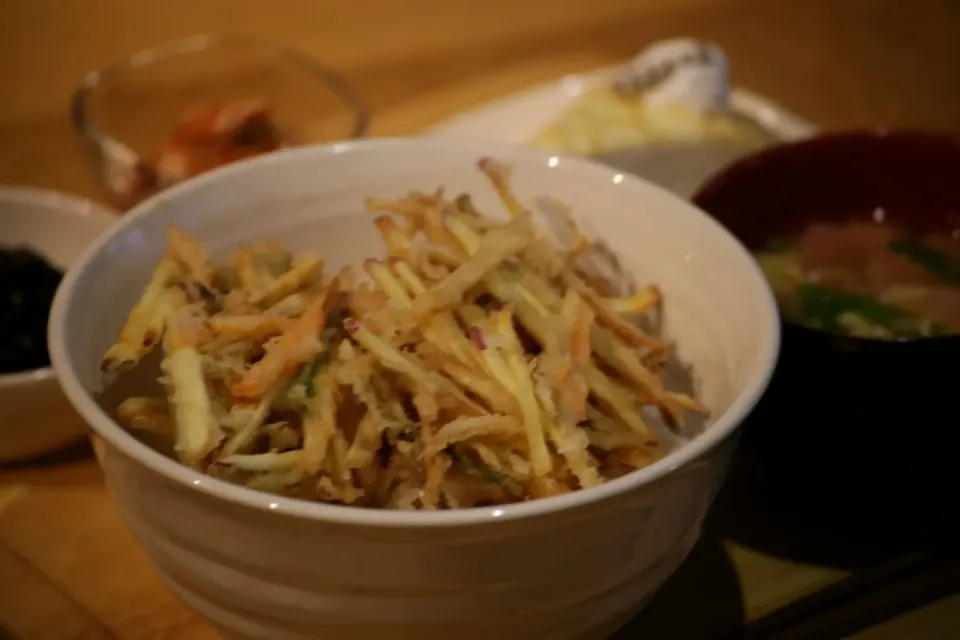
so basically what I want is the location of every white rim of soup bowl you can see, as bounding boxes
[49,137,780,528]
[0,187,116,389]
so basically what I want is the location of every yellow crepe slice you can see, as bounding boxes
[529,83,771,156]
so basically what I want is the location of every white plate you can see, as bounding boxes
[425,66,817,144]
[424,66,817,199]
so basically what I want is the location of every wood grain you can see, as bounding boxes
[1,0,959,638]
[851,595,960,640]
[0,545,113,640]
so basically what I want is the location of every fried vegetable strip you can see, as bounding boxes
[250,253,323,306]
[411,212,535,318]
[116,397,171,435]
[491,308,552,476]
[219,450,304,471]
[301,372,337,474]
[478,158,526,218]
[372,215,413,259]
[166,226,213,286]
[208,315,294,340]
[560,290,593,422]
[609,286,662,315]
[345,319,433,391]
[424,415,524,457]
[161,322,224,466]
[221,382,285,457]
[447,214,684,422]
[379,259,483,371]
[236,246,269,296]
[561,270,660,351]
[101,259,182,371]
[231,279,338,399]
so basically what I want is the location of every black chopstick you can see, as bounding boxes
[738,550,959,639]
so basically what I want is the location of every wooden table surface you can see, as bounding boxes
[2,1,960,638]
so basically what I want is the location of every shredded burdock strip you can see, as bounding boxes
[208,315,295,341]
[161,318,224,467]
[424,414,524,458]
[250,253,323,307]
[219,449,304,472]
[101,259,183,372]
[446,213,684,422]
[421,453,451,510]
[231,277,339,400]
[166,225,214,286]
[560,289,593,422]
[608,286,662,315]
[372,215,413,259]
[491,307,552,476]
[302,372,337,475]
[116,397,172,435]
[380,258,487,373]
[411,211,535,318]
[102,158,705,510]
[220,382,285,457]
[561,270,662,352]
[477,158,527,219]
[235,245,270,297]
[344,319,434,392]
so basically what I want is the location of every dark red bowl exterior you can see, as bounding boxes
[693,130,960,510]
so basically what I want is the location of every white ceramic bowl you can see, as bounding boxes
[49,139,779,640]
[0,187,115,462]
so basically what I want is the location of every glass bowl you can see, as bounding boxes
[72,33,369,209]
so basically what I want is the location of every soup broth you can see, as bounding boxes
[755,220,960,339]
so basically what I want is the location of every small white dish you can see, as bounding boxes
[0,187,116,462]
[49,138,778,639]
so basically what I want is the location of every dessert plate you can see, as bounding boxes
[425,39,817,196]
[426,72,815,146]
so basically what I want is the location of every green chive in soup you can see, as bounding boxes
[755,221,960,339]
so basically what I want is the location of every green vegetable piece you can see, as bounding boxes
[296,360,318,397]
[795,283,907,332]
[297,326,340,398]
[297,353,329,398]
[927,320,948,336]
[761,237,795,252]
[888,239,960,287]
[449,448,523,496]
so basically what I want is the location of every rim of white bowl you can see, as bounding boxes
[49,137,780,528]
[0,186,116,389]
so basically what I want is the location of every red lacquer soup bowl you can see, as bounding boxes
[693,130,960,514]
